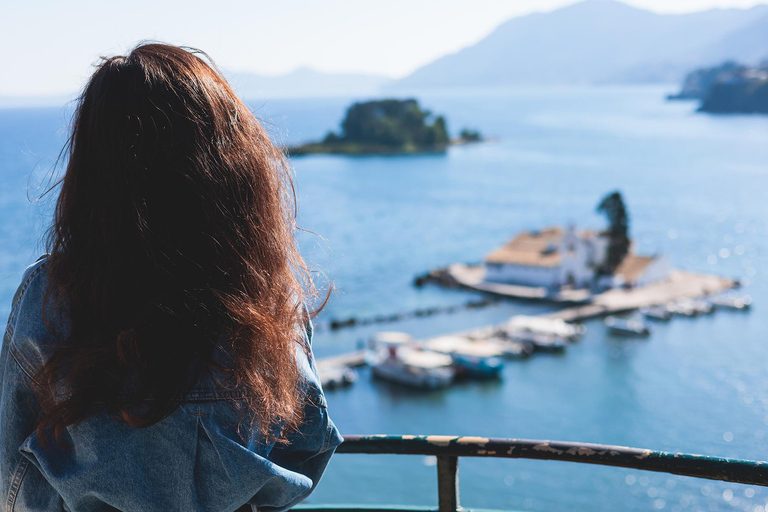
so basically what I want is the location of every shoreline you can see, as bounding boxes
[284,138,488,157]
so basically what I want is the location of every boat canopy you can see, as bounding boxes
[507,315,574,336]
[372,331,413,346]
[400,350,454,369]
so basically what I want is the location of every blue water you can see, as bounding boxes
[3,86,768,512]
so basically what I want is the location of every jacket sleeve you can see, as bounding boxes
[0,260,64,511]
[248,316,344,512]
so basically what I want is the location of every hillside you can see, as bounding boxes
[226,68,392,99]
[700,12,768,64]
[391,0,768,89]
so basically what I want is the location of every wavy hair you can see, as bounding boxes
[37,43,320,443]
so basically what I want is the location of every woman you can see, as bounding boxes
[0,43,342,511]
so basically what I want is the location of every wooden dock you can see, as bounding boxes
[547,270,736,322]
[316,350,366,370]
[316,270,738,370]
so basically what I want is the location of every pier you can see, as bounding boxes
[316,268,738,380]
[316,350,366,371]
[547,270,735,322]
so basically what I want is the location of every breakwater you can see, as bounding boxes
[316,269,739,381]
[318,297,499,332]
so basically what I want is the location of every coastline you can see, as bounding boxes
[285,138,488,157]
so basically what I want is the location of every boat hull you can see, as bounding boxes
[451,354,504,378]
[372,362,454,389]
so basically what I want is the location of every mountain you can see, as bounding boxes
[225,68,392,99]
[390,0,768,89]
[701,12,768,64]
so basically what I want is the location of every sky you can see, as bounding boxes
[2,0,768,97]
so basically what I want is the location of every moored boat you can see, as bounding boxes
[368,332,455,389]
[506,315,585,341]
[425,336,505,378]
[687,298,714,315]
[319,365,357,390]
[605,316,650,337]
[667,300,697,317]
[709,293,752,311]
[371,349,456,389]
[486,336,534,359]
[507,330,567,352]
[451,352,504,378]
[640,305,672,321]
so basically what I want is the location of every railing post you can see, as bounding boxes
[436,455,460,512]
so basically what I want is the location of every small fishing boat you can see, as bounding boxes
[368,332,455,389]
[667,300,696,317]
[319,366,357,390]
[486,336,534,359]
[507,330,567,352]
[605,316,650,337]
[371,350,455,389]
[689,298,714,315]
[425,336,505,378]
[671,298,713,316]
[709,293,752,311]
[640,305,672,322]
[451,352,504,379]
[506,315,585,342]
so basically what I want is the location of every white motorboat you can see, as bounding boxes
[367,332,455,389]
[507,330,567,352]
[605,316,650,337]
[424,336,505,378]
[640,305,672,322]
[667,300,696,317]
[688,299,714,315]
[709,293,752,311]
[506,315,584,341]
[485,336,534,359]
[318,365,357,390]
[371,349,455,389]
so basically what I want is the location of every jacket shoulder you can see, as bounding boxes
[6,255,64,381]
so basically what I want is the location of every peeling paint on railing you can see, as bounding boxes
[336,435,768,487]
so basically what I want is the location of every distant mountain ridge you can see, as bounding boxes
[391,0,768,89]
[225,68,392,99]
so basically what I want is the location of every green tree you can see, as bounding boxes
[327,99,451,149]
[459,128,482,142]
[596,191,630,275]
[431,116,449,145]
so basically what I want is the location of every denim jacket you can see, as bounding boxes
[0,256,343,512]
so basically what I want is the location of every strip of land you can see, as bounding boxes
[316,266,737,377]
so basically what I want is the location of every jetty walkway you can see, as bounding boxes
[547,270,734,322]
[316,268,737,377]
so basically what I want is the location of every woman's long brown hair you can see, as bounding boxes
[37,43,319,443]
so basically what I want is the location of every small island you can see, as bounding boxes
[287,99,484,156]
[669,61,768,114]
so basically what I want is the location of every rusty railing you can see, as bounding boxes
[296,434,768,512]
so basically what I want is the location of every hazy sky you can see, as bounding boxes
[2,0,768,97]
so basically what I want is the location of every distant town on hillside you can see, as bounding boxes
[670,61,768,114]
[6,0,768,107]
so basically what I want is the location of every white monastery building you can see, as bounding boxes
[483,225,671,290]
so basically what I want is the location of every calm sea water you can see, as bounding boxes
[2,86,768,512]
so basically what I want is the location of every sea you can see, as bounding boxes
[2,85,768,512]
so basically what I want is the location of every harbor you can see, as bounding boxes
[317,198,747,390]
[316,279,749,389]
[311,189,761,390]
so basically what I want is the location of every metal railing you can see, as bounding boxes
[297,435,768,512]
